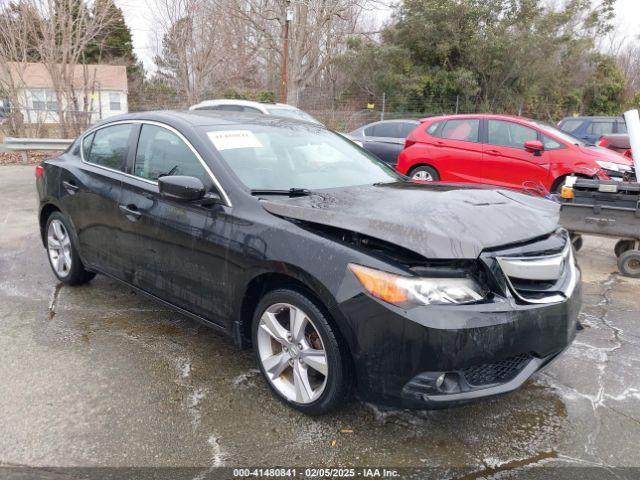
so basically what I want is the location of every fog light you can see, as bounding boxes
[435,373,446,389]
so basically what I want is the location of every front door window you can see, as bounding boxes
[134,124,208,183]
[487,120,537,149]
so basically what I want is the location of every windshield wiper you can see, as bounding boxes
[251,188,312,197]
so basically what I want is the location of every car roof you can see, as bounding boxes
[559,116,623,121]
[89,110,322,129]
[419,113,538,123]
[366,119,421,124]
[350,118,420,134]
[189,99,296,111]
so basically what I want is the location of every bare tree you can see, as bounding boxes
[227,0,371,105]
[150,0,375,105]
[616,42,640,105]
[0,0,116,137]
[152,0,261,105]
[0,1,42,135]
[31,0,115,136]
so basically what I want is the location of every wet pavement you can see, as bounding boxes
[1,165,639,477]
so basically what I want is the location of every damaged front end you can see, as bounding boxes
[258,186,580,409]
[329,227,581,408]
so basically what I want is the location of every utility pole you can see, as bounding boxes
[279,1,292,103]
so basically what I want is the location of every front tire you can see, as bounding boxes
[570,233,583,252]
[251,289,352,415]
[409,165,439,182]
[45,212,95,285]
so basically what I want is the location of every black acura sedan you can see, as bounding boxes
[36,111,581,414]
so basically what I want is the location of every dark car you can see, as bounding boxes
[349,119,420,166]
[558,116,627,145]
[36,111,581,414]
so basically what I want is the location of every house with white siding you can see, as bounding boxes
[1,62,128,126]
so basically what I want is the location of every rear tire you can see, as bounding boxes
[251,289,352,415]
[409,165,439,182]
[618,250,640,278]
[45,212,95,286]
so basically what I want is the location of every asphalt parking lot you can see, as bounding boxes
[1,165,640,477]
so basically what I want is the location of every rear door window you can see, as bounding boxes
[440,119,480,142]
[85,123,133,171]
[588,121,615,136]
[487,120,537,149]
[559,119,583,133]
[398,122,418,138]
[363,125,375,136]
[371,122,402,138]
[617,121,628,134]
[82,132,95,159]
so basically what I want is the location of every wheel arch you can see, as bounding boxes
[235,268,359,392]
[407,162,439,176]
[39,203,61,247]
[235,267,356,354]
[550,173,592,193]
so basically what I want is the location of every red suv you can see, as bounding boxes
[397,114,636,191]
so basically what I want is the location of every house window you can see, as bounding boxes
[109,92,121,111]
[32,90,57,111]
[32,90,45,111]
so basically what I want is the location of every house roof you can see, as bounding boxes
[2,62,127,91]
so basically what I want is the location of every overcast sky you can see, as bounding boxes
[115,0,640,73]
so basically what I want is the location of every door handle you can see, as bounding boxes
[119,204,142,221]
[433,141,446,147]
[485,149,502,155]
[62,180,79,194]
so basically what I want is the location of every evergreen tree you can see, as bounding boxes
[85,0,135,64]
[83,0,144,109]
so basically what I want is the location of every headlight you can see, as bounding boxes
[597,160,631,172]
[349,264,487,307]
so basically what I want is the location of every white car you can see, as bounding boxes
[188,99,322,125]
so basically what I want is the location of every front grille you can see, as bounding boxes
[461,353,532,386]
[490,234,577,304]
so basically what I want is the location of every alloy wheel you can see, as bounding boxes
[412,170,434,181]
[47,219,72,278]
[256,303,328,404]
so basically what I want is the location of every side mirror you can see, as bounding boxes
[158,175,205,201]
[524,140,544,154]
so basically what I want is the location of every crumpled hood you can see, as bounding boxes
[578,145,634,165]
[260,182,560,259]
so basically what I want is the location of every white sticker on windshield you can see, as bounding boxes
[207,130,263,151]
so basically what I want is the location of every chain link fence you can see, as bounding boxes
[127,91,492,132]
[2,90,565,139]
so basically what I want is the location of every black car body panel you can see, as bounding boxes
[339,281,580,407]
[36,111,581,409]
[261,183,560,259]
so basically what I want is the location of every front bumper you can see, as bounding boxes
[599,167,637,182]
[400,347,565,408]
[336,255,581,409]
